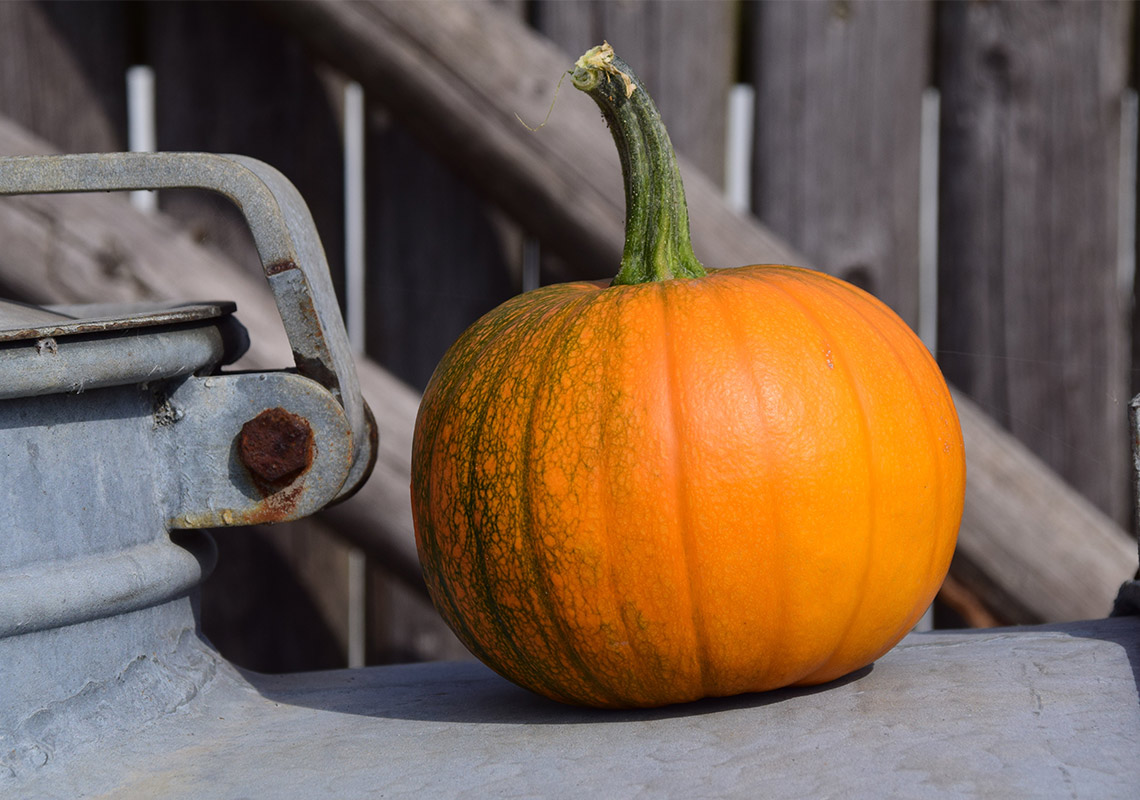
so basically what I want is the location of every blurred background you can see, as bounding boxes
[0,0,1137,673]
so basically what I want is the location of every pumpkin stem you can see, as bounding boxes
[571,43,706,285]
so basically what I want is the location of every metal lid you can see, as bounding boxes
[0,298,237,342]
[0,299,248,399]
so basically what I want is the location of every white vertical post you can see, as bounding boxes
[345,81,367,355]
[344,81,367,669]
[522,237,541,293]
[724,84,755,215]
[918,88,941,354]
[916,88,942,633]
[126,65,157,213]
[1118,89,1137,302]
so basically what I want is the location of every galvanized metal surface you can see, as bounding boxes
[0,151,379,793]
[1,598,215,784]
[9,616,1139,799]
[162,372,355,528]
[0,533,215,639]
[0,371,223,767]
[0,152,374,501]
[0,320,236,400]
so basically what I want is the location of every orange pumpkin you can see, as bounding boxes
[410,44,965,708]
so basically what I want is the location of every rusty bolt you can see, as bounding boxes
[237,407,314,489]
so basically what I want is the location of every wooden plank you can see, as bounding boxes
[147,1,346,282]
[936,0,1133,524]
[954,389,1137,622]
[362,112,518,391]
[749,0,932,329]
[260,0,805,285]
[533,0,737,188]
[199,525,353,673]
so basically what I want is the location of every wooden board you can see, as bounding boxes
[936,0,1134,524]
[534,0,737,188]
[749,0,932,329]
[261,0,805,286]
[0,1,127,153]
[362,112,519,391]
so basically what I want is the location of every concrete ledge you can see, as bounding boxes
[17,616,1140,798]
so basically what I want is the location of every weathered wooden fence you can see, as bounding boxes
[1,0,1136,671]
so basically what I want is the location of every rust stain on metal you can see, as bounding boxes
[237,407,314,494]
[265,258,299,276]
[175,484,307,527]
[246,484,305,524]
[288,287,341,391]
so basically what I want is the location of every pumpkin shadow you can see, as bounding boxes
[245,616,1140,725]
[246,660,874,725]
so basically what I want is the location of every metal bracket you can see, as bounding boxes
[161,372,355,528]
[0,152,376,509]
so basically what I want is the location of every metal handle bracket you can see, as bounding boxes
[0,152,376,508]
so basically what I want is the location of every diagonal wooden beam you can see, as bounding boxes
[260,0,805,282]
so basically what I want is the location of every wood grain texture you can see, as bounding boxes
[954,389,1136,622]
[0,0,127,154]
[749,0,932,328]
[937,0,1133,524]
[147,1,346,283]
[261,0,804,284]
[363,111,518,392]
[533,0,737,187]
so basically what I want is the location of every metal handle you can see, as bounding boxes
[0,152,376,503]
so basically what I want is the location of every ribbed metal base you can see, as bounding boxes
[0,594,222,782]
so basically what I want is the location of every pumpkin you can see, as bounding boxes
[411,43,965,708]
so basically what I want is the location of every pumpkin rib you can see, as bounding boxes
[595,294,634,698]
[413,304,527,679]
[760,272,882,685]
[792,272,959,681]
[429,321,536,687]
[705,274,787,689]
[817,274,952,598]
[817,276,959,628]
[423,293,592,705]
[659,281,715,699]
[461,327,557,696]
[791,276,921,678]
[517,289,632,707]
[591,287,676,706]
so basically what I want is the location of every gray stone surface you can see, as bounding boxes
[13,616,1140,799]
